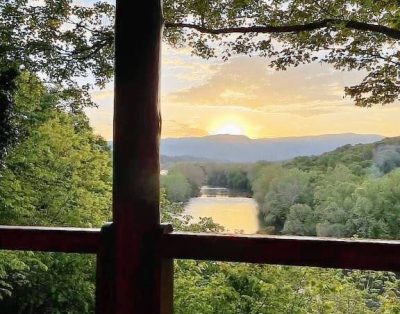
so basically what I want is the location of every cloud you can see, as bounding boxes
[91,89,114,101]
[164,56,365,115]
[161,45,222,94]
[162,120,208,138]
[84,44,400,140]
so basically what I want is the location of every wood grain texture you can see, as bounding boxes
[0,225,100,253]
[96,223,115,314]
[112,0,163,312]
[159,224,174,314]
[2,225,400,272]
[162,232,400,271]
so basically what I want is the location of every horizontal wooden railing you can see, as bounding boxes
[0,225,100,253]
[2,223,400,313]
[162,232,400,271]
[1,224,400,271]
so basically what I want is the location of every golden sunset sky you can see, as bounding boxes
[86,44,400,140]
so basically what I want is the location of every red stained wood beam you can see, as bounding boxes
[162,232,400,271]
[2,225,400,272]
[112,0,163,312]
[0,225,100,254]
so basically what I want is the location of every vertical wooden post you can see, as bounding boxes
[159,224,174,314]
[113,0,163,313]
[96,223,114,314]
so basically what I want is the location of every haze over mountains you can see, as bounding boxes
[160,133,384,163]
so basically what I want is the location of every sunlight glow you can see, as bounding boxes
[212,123,243,135]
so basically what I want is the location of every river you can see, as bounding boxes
[184,186,259,234]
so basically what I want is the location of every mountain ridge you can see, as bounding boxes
[160,133,384,163]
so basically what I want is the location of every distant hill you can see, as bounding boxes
[286,136,400,175]
[160,133,384,163]
[160,155,218,169]
[107,142,220,168]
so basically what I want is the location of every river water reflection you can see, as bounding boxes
[184,186,259,234]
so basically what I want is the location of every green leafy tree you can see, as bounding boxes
[169,163,206,196]
[163,0,400,107]
[283,204,316,236]
[0,0,114,109]
[0,67,20,162]
[226,169,251,192]
[174,261,372,314]
[0,1,115,166]
[314,164,360,237]
[263,168,311,233]
[0,74,112,227]
[353,169,400,239]
[372,145,400,175]
[4,1,400,108]
[161,170,192,202]
[249,163,284,206]
[0,74,111,313]
[347,270,400,311]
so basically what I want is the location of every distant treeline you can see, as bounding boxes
[3,73,400,312]
[160,138,400,312]
[161,163,253,202]
[251,138,400,237]
[161,137,400,240]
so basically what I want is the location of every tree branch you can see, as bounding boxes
[165,19,400,40]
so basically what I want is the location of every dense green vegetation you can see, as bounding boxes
[160,138,400,313]
[7,0,400,108]
[2,0,400,312]
[250,139,400,239]
[2,71,400,312]
[162,138,400,239]
[161,163,206,202]
[165,188,400,314]
[0,72,111,313]
[161,163,252,202]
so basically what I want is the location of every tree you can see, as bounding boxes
[0,0,115,162]
[161,170,192,202]
[0,74,112,227]
[0,0,114,111]
[353,169,400,239]
[249,163,284,206]
[0,67,19,162]
[227,169,251,192]
[4,1,400,108]
[372,145,400,175]
[174,261,372,314]
[314,164,360,237]
[169,163,206,196]
[262,168,311,233]
[163,0,400,107]
[283,204,316,236]
[0,74,111,313]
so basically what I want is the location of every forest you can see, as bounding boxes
[160,138,400,313]
[2,69,400,313]
[2,0,400,312]
[162,137,400,239]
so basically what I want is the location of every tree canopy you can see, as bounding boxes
[1,1,400,312]
[164,0,400,107]
[0,0,114,110]
[2,1,399,108]
[0,72,111,313]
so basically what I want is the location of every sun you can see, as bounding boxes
[212,123,243,136]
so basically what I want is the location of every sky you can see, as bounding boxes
[86,43,400,140]
[78,0,400,141]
